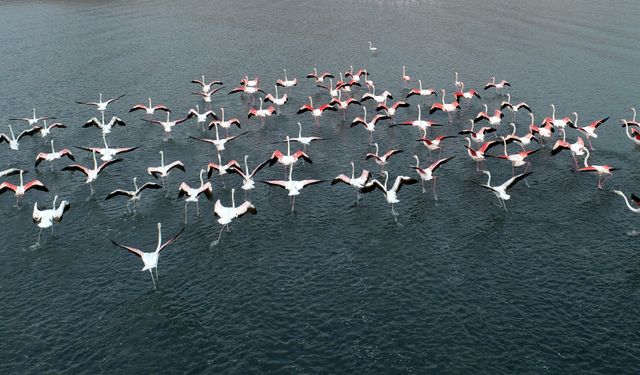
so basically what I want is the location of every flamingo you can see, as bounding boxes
[10,108,56,126]
[188,105,217,130]
[377,100,409,120]
[402,66,411,86]
[612,190,640,213]
[360,171,418,221]
[227,85,265,96]
[500,93,531,119]
[395,104,440,134]
[429,90,460,116]
[453,82,482,105]
[478,170,531,211]
[0,168,21,178]
[82,112,126,134]
[474,104,504,126]
[411,155,454,199]
[345,65,366,83]
[484,77,511,94]
[206,153,241,178]
[248,97,276,120]
[110,223,184,289]
[191,75,223,93]
[406,80,437,98]
[317,78,340,98]
[76,93,126,112]
[62,151,122,194]
[622,107,640,127]
[551,131,587,167]
[576,148,616,189]
[528,113,554,145]
[269,136,312,173]
[568,112,609,150]
[306,68,334,84]
[503,122,538,151]
[621,120,640,146]
[212,188,257,245]
[228,155,272,192]
[147,151,185,187]
[491,137,539,179]
[416,135,456,160]
[0,125,41,150]
[75,133,138,162]
[454,72,463,91]
[351,107,390,145]
[330,91,361,120]
[368,41,378,54]
[276,69,297,88]
[37,120,66,138]
[189,124,247,152]
[297,96,336,122]
[287,122,324,153]
[192,87,223,104]
[178,169,213,223]
[240,75,259,87]
[105,177,162,212]
[264,85,288,113]
[141,112,192,137]
[365,143,402,174]
[261,164,323,213]
[459,119,496,143]
[35,140,75,168]
[129,98,171,115]
[331,162,371,203]
[542,104,573,136]
[209,107,241,137]
[464,138,498,171]
[336,72,361,93]
[361,87,393,105]
[32,195,70,246]
[0,169,48,205]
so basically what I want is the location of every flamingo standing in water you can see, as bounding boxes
[411,155,454,200]
[110,223,184,289]
[576,148,617,189]
[178,169,213,223]
[331,162,371,204]
[478,170,531,211]
[211,188,257,245]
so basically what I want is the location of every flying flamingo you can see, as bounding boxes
[191,75,223,93]
[429,90,460,117]
[10,108,56,126]
[297,96,336,123]
[568,112,609,150]
[286,122,324,153]
[360,171,418,221]
[192,87,223,104]
[361,87,393,105]
[247,98,276,120]
[76,93,126,112]
[330,91,361,120]
[75,133,138,162]
[376,100,409,121]
[500,93,531,119]
[622,107,640,127]
[269,136,312,174]
[129,98,171,115]
[406,80,437,98]
[147,150,185,187]
[351,107,390,145]
[261,165,323,213]
[110,223,184,289]
[209,107,241,137]
[394,104,440,134]
[276,69,297,88]
[365,143,403,174]
[228,155,272,193]
[331,162,371,204]
[189,124,247,152]
[306,68,334,84]
[32,195,70,246]
[0,125,40,151]
[576,148,616,189]
[211,188,257,246]
[411,155,454,200]
[105,177,162,212]
[240,75,259,87]
[503,122,538,151]
[178,169,213,223]
[484,77,511,94]
[62,151,122,195]
[0,169,48,206]
[141,112,193,138]
[36,120,66,138]
[416,135,456,160]
[264,85,288,114]
[541,104,573,137]
[453,82,482,106]
[459,119,496,143]
[474,104,504,126]
[35,140,75,169]
[528,113,554,145]
[188,105,217,131]
[551,132,587,167]
[82,112,126,134]
[464,138,498,171]
[478,170,531,211]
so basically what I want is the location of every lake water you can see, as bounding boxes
[1,0,640,373]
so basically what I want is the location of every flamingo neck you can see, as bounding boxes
[507,93,511,103]
[214,123,220,140]
[297,122,302,138]
[221,108,225,121]
[510,123,516,137]
[19,170,24,187]
[573,112,579,126]
[414,155,420,167]
[485,171,492,186]
[551,104,556,119]
[156,223,162,252]
[160,151,165,167]
[350,162,355,180]
[148,98,152,107]
[199,170,205,186]
[92,151,98,169]
[8,125,14,139]
[417,105,421,121]
[441,90,446,104]
[583,149,590,167]
[133,177,138,191]
[384,172,389,190]
[633,108,637,122]
[50,140,55,153]
[32,108,36,118]
[53,195,58,208]
[231,189,236,210]
[244,155,249,174]
[374,143,378,156]
[286,136,291,156]
[418,80,422,90]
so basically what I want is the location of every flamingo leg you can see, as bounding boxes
[291,196,296,213]
[588,137,595,151]
[432,176,439,201]
[149,269,157,289]
[184,202,189,224]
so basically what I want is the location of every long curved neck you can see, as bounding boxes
[510,123,516,137]
[414,155,420,167]
[199,170,205,186]
[374,143,379,156]
[160,151,165,167]
[53,195,58,208]
[466,137,471,148]
[50,139,55,153]
[32,108,36,119]
[99,93,103,103]
[384,173,389,190]
[308,97,313,108]
[417,105,421,121]
[8,125,14,140]
[288,164,293,181]
[485,172,492,186]
[502,138,508,155]
[350,162,355,179]
[633,108,637,122]
[529,113,534,126]
[573,112,579,127]
[624,122,633,139]
[618,192,637,212]
[284,69,288,80]
[214,123,220,140]
[148,98,152,107]
[156,223,162,251]
[102,133,109,148]
[583,149,590,167]
[483,104,488,113]
[221,107,225,121]
[297,122,302,138]
[92,151,98,169]
[133,177,138,191]
[418,80,422,90]
[506,93,511,103]
[259,98,263,110]
[441,90,446,104]
[551,104,556,119]
[403,66,406,76]
[275,85,279,98]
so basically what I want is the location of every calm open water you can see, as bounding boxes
[1,0,640,373]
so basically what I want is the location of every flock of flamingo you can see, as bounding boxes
[2,46,638,287]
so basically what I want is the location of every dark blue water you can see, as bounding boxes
[1,0,640,373]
